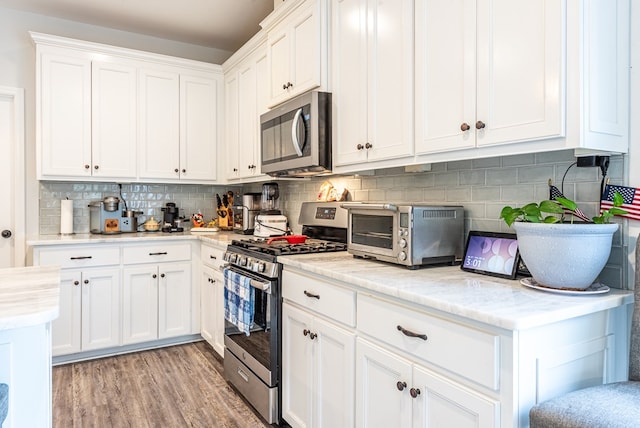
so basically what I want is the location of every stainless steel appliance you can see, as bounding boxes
[233,192,261,235]
[260,91,331,177]
[222,201,348,425]
[89,198,122,234]
[89,197,143,234]
[254,183,288,238]
[341,202,465,268]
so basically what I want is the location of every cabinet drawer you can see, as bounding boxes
[358,294,500,390]
[37,245,120,268]
[123,242,191,264]
[282,270,356,327]
[201,244,225,270]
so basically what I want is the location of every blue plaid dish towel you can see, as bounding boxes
[223,268,255,336]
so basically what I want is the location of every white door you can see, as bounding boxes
[412,365,498,428]
[122,265,159,344]
[356,338,413,428]
[282,303,314,428]
[92,60,138,179]
[51,270,82,355]
[180,74,219,181]
[158,261,192,339]
[315,317,356,428]
[81,267,121,351]
[0,87,25,268]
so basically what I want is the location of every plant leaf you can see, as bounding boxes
[613,191,625,208]
[554,197,577,211]
[539,200,565,214]
[608,207,628,216]
[542,215,560,223]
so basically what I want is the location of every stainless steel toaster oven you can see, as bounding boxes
[340,203,465,268]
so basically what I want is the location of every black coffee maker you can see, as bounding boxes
[161,202,184,232]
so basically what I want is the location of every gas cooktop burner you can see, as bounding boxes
[230,238,347,256]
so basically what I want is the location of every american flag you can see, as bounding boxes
[601,184,640,221]
[549,185,592,222]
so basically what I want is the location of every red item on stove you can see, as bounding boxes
[266,235,308,245]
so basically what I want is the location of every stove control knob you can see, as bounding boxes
[398,252,407,262]
[239,256,247,266]
[230,254,238,263]
[257,262,266,273]
[247,260,254,270]
[399,238,407,249]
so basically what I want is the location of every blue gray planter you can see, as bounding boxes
[513,222,618,289]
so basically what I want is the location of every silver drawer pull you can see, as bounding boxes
[397,325,428,341]
[237,367,249,383]
[70,256,92,260]
[304,290,320,299]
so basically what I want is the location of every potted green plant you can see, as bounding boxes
[500,193,627,290]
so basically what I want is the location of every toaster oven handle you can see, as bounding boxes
[340,202,398,212]
[291,108,305,157]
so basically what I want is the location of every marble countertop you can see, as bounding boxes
[279,252,634,331]
[0,265,61,331]
[27,231,240,247]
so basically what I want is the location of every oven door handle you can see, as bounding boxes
[222,265,272,293]
[340,202,398,212]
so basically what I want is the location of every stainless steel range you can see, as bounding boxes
[222,201,348,425]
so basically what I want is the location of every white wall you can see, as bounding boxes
[629,4,639,284]
[0,6,232,238]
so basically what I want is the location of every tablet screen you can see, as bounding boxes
[461,231,520,279]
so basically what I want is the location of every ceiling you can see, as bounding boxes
[0,0,275,52]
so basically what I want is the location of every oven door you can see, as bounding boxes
[344,203,399,258]
[223,265,277,387]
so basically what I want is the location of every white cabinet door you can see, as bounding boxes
[226,42,269,181]
[138,68,180,180]
[81,267,121,351]
[356,338,413,428]
[238,58,259,177]
[225,70,240,179]
[200,266,216,347]
[180,74,219,181]
[39,51,92,178]
[475,0,562,147]
[91,60,138,179]
[415,0,563,154]
[51,270,82,356]
[268,0,323,107]
[158,261,192,339]
[332,0,414,167]
[314,316,355,428]
[122,265,159,345]
[412,365,498,428]
[282,302,314,428]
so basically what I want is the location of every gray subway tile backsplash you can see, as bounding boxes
[38,150,628,288]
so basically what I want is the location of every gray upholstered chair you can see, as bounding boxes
[0,383,7,427]
[529,236,640,427]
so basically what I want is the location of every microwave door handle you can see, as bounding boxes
[291,108,305,157]
[340,202,398,212]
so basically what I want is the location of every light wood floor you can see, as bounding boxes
[52,341,271,427]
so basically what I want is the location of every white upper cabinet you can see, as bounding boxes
[33,32,223,183]
[331,0,415,169]
[138,68,180,180]
[415,0,630,161]
[265,0,327,107]
[416,0,563,154]
[38,49,92,178]
[92,60,138,179]
[224,34,269,182]
[139,70,220,182]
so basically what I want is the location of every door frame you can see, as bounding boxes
[0,86,25,267]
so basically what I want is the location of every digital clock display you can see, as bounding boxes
[461,231,520,279]
[315,207,336,220]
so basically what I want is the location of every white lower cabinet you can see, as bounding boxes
[281,270,357,428]
[53,267,121,355]
[31,239,198,360]
[123,261,192,344]
[282,302,355,428]
[200,243,225,356]
[356,338,497,428]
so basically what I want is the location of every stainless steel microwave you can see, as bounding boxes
[341,203,465,268]
[260,91,331,177]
